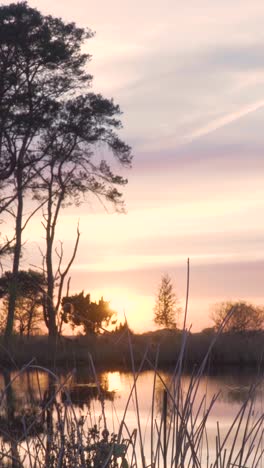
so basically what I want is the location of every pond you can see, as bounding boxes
[0,365,263,467]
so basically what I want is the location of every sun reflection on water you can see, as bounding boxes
[103,371,122,393]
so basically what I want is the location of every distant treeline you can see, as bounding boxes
[1,329,264,370]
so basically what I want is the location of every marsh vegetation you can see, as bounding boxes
[1,330,264,467]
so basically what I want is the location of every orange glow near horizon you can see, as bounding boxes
[89,287,155,333]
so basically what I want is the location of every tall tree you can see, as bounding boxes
[0,2,131,339]
[34,93,130,337]
[153,274,181,329]
[0,1,91,340]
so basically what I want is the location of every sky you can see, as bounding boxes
[2,0,264,332]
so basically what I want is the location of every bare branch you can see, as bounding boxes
[55,223,81,313]
[21,197,49,232]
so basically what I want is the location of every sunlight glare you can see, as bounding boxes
[90,287,154,333]
[105,371,122,392]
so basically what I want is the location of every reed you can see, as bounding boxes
[0,326,263,467]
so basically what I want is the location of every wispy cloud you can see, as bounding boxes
[184,99,264,142]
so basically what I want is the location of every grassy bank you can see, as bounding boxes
[1,329,264,370]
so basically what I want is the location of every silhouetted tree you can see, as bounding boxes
[0,2,131,340]
[0,1,92,340]
[113,320,132,334]
[211,301,264,333]
[34,89,130,337]
[61,292,116,334]
[153,274,181,329]
[0,269,45,336]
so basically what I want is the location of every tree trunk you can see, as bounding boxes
[4,169,23,345]
[46,219,57,337]
[46,266,57,337]
[27,304,35,338]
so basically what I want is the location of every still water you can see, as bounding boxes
[0,366,264,466]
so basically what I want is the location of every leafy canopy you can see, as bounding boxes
[0,1,131,204]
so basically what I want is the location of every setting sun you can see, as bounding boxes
[89,287,154,333]
[104,371,122,393]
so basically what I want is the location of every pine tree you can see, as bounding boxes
[0,2,131,340]
[153,274,181,329]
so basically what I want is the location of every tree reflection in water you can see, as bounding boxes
[2,367,264,466]
[0,367,117,466]
[0,369,45,467]
[61,367,115,409]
